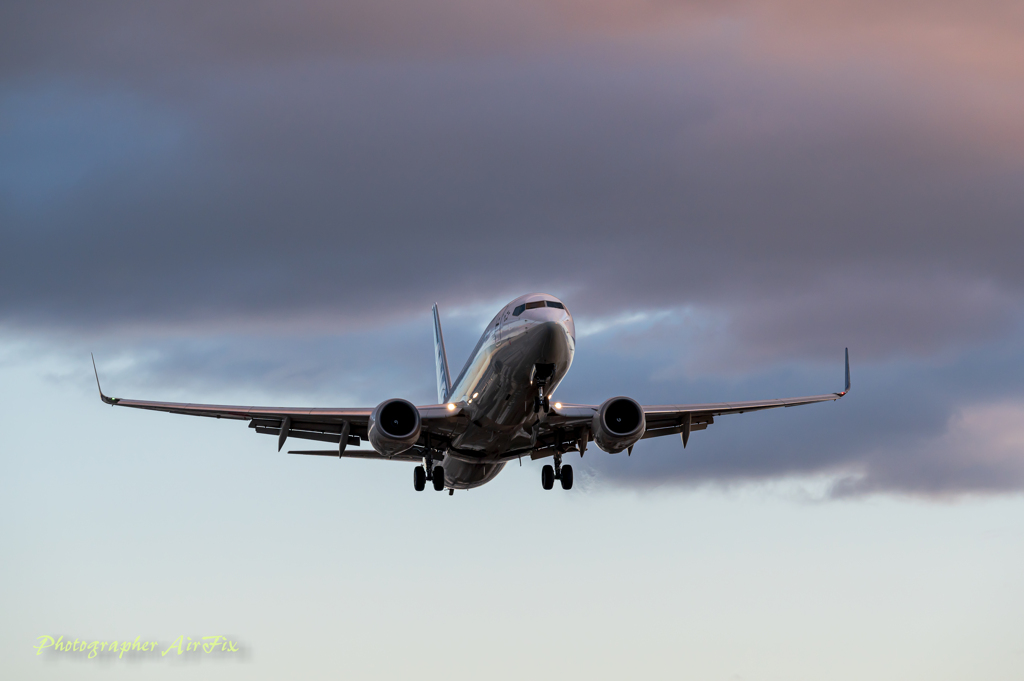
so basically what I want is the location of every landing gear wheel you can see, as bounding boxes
[413,466,426,491]
[541,465,554,490]
[533,395,542,414]
[432,466,445,491]
[560,464,573,490]
[542,396,550,413]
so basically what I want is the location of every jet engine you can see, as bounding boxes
[591,396,646,454]
[368,398,421,457]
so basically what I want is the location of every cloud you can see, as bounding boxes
[3,53,1021,331]
[3,0,1024,496]
[575,334,1024,497]
[833,399,1024,496]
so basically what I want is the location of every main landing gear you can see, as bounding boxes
[541,452,573,491]
[414,453,445,492]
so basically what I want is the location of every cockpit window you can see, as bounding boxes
[512,300,565,316]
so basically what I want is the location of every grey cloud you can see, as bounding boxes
[569,336,1024,497]
[5,1,1021,74]
[3,54,1022,338]
[722,276,1021,366]
[3,0,1024,496]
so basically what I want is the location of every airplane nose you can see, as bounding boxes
[533,320,572,362]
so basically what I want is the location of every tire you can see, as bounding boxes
[432,466,445,491]
[560,464,573,490]
[541,465,554,490]
[413,466,426,491]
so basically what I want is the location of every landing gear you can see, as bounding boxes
[541,465,555,490]
[416,450,446,493]
[532,363,555,413]
[541,453,573,490]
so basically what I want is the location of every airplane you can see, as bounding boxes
[92,293,850,494]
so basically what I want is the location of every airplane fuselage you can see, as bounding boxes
[440,293,575,489]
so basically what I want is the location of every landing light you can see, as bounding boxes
[472,392,479,398]
[554,402,562,410]
[446,403,456,411]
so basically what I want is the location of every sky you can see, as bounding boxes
[2,1,1024,679]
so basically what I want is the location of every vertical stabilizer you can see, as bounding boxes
[844,347,851,394]
[432,303,452,404]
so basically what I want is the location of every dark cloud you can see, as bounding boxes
[4,55,1021,329]
[561,332,1024,496]
[3,0,1023,496]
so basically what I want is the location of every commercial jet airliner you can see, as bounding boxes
[93,293,849,494]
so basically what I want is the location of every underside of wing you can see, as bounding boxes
[92,355,465,457]
[640,391,845,441]
[288,448,426,463]
[533,391,846,457]
[536,348,850,452]
[642,348,850,442]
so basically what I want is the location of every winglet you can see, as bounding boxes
[91,354,118,405]
[841,347,850,396]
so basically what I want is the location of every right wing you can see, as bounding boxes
[642,349,849,443]
[92,355,464,458]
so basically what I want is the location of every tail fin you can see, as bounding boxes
[432,303,452,403]
[844,347,851,394]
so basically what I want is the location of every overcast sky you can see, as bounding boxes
[3,3,1024,679]
[4,0,1023,497]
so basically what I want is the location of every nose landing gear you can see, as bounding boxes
[532,363,555,414]
[541,452,573,491]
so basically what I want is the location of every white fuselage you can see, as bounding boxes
[440,293,575,488]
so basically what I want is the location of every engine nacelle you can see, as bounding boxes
[367,398,421,457]
[592,396,646,454]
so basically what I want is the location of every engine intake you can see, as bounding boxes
[368,398,421,457]
[592,396,646,454]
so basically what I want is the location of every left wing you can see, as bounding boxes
[92,355,461,459]
[535,349,850,455]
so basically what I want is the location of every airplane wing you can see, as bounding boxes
[537,349,850,454]
[636,389,846,443]
[91,355,462,460]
